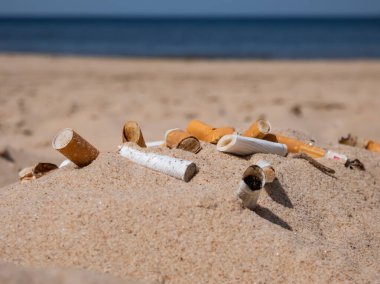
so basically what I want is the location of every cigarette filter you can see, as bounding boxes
[119,145,197,182]
[366,140,380,153]
[122,121,146,147]
[243,119,272,139]
[52,128,99,167]
[217,133,288,156]
[264,134,326,158]
[186,119,235,144]
[165,128,201,153]
[19,162,58,182]
[237,160,275,210]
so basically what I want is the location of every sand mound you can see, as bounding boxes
[0,262,147,284]
[0,132,379,283]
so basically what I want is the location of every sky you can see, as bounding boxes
[0,0,380,16]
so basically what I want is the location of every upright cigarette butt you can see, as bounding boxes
[119,145,197,182]
[366,140,380,153]
[186,119,235,144]
[243,119,272,139]
[264,134,326,158]
[237,160,275,210]
[52,128,99,167]
[165,129,201,153]
[122,121,146,147]
[217,133,288,156]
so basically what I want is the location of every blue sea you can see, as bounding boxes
[0,17,379,59]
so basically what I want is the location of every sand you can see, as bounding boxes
[0,54,379,283]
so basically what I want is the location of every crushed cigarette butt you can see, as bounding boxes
[19,163,58,182]
[187,119,235,144]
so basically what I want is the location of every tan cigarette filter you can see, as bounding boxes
[165,129,202,154]
[366,140,380,153]
[186,119,235,144]
[52,128,99,167]
[243,119,272,139]
[122,121,146,147]
[264,134,326,158]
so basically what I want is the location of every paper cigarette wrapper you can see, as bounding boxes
[165,129,201,153]
[217,133,288,156]
[366,140,380,153]
[237,161,275,210]
[52,128,99,167]
[146,141,165,147]
[186,119,235,144]
[264,134,326,158]
[119,145,197,182]
[122,121,146,147]
[243,120,272,139]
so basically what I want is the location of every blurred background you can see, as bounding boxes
[1,0,380,186]
[0,0,380,59]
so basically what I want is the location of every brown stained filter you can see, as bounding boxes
[166,129,202,154]
[243,120,271,139]
[366,140,380,153]
[52,128,99,167]
[264,134,326,158]
[122,121,146,147]
[263,167,276,183]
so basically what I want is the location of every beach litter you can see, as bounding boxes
[52,128,99,167]
[18,163,58,182]
[339,134,380,154]
[237,160,275,210]
[242,119,272,139]
[187,119,235,144]
[122,121,147,147]
[165,128,202,153]
[217,133,288,156]
[119,144,197,182]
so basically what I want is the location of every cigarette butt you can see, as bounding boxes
[186,119,235,144]
[217,133,288,156]
[366,140,380,153]
[237,160,275,210]
[119,145,197,182]
[52,128,99,167]
[243,119,272,139]
[324,150,348,163]
[19,162,58,182]
[165,129,202,154]
[122,121,146,147]
[264,134,326,158]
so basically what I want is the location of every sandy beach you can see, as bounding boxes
[0,54,379,282]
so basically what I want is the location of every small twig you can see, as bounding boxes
[293,153,335,175]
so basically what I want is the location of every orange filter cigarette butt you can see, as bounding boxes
[165,129,202,154]
[187,119,235,144]
[366,140,380,153]
[52,128,99,167]
[186,119,214,141]
[122,121,146,147]
[265,134,326,158]
[243,119,272,139]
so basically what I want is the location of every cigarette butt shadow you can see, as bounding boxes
[264,179,293,208]
[254,205,293,231]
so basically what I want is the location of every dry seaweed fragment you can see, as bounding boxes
[344,159,365,171]
[292,153,335,175]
